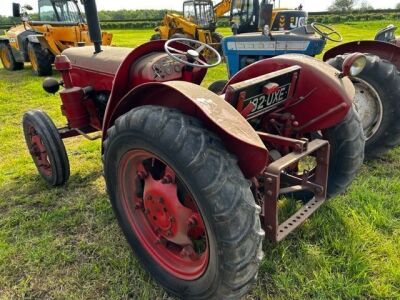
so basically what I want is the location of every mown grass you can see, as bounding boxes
[0,20,399,299]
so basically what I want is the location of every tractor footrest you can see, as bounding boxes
[263,139,330,242]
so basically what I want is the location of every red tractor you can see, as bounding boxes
[23,1,365,298]
[324,24,400,159]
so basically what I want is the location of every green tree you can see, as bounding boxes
[329,0,357,11]
[396,3,400,9]
[359,0,373,11]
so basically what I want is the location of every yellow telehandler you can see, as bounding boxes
[0,0,113,76]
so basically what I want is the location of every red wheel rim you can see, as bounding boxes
[27,125,52,177]
[118,150,209,280]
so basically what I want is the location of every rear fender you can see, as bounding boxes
[102,81,268,178]
[323,41,400,70]
[224,54,355,133]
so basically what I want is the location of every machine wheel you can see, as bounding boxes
[23,110,70,186]
[322,106,365,197]
[211,32,223,44]
[150,33,161,41]
[27,42,53,76]
[0,43,24,71]
[208,80,228,95]
[103,105,264,300]
[327,54,400,159]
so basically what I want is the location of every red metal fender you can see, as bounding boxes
[225,54,355,133]
[323,40,400,70]
[102,81,268,178]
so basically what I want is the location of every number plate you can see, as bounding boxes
[245,83,291,117]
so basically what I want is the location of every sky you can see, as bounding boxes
[1,0,399,16]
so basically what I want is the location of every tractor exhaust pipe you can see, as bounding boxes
[81,0,102,53]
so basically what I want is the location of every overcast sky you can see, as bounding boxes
[1,0,399,16]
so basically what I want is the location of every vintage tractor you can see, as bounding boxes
[23,0,365,298]
[323,24,400,159]
[0,0,113,76]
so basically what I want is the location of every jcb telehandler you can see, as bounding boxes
[151,0,307,47]
[0,0,113,76]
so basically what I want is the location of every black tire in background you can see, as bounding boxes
[327,54,400,160]
[150,33,161,41]
[322,106,365,197]
[208,80,228,95]
[0,43,24,71]
[22,110,70,186]
[27,42,53,76]
[103,105,264,300]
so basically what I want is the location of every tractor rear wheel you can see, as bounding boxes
[292,106,364,199]
[103,105,264,299]
[0,44,24,71]
[27,42,53,76]
[322,106,365,197]
[23,110,70,186]
[327,54,400,159]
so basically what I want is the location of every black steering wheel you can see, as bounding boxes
[164,38,222,69]
[311,22,343,42]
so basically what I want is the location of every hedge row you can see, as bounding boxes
[308,13,400,24]
[101,19,230,29]
[99,13,399,29]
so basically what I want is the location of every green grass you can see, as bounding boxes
[0,20,399,299]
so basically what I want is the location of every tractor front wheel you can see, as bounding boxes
[0,44,24,71]
[103,105,264,299]
[327,54,400,159]
[27,42,53,76]
[23,110,70,186]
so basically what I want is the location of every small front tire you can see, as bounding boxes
[23,110,70,186]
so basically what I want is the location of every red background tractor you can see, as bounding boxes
[22,0,365,298]
[324,24,400,159]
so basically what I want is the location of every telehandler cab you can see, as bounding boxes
[23,0,365,298]
[0,0,113,76]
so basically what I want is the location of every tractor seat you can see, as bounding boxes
[62,46,133,75]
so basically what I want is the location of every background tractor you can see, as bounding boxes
[323,24,400,160]
[0,0,113,76]
[23,0,365,298]
[151,0,307,50]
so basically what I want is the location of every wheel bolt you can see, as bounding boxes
[159,197,164,204]
[169,216,175,222]
[167,230,172,237]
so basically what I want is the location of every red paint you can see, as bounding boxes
[118,150,209,280]
[224,55,354,133]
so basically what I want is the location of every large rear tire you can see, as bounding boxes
[0,43,24,71]
[322,106,365,197]
[103,105,264,299]
[27,42,53,76]
[22,110,70,186]
[327,54,400,159]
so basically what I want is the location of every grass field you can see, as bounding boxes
[0,20,399,299]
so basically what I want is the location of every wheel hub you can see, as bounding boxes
[143,172,195,246]
[353,78,383,140]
